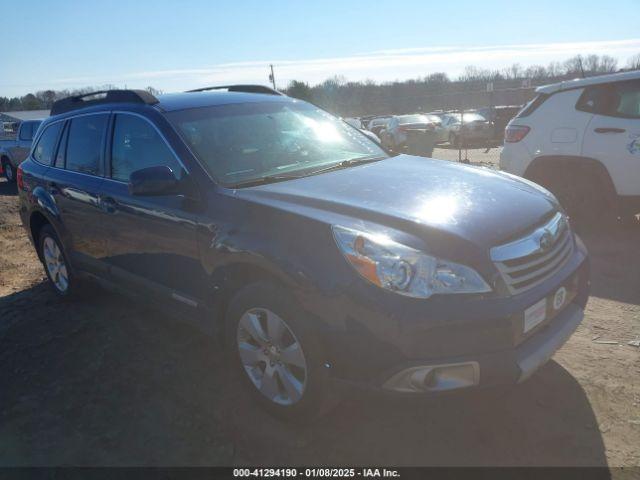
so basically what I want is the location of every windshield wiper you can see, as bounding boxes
[229,156,388,188]
[303,156,387,177]
[229,173,305,188]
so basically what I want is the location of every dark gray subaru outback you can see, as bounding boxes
[17,86,589,419]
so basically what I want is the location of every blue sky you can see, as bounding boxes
[1,0,639,97]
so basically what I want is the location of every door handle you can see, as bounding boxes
[594,127,626,134]
[100,196,118,214]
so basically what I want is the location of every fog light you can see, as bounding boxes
[382,362,480,393]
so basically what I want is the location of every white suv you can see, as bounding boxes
[500,70,640,223]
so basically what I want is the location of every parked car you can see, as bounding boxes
[359,115,379,130]
[367,116,392,137]
[0,119,43,182]
[500,70,640,223]
[379,114,442,155]
[429,112,457,143]
[341,117,381,143]
[1,121,19,136]
[476,106,522,142]
[444,112,493,147]
[18,87,589,421]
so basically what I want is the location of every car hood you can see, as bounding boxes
[236,155,558,250]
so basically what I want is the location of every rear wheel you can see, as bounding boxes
[2,159,16,183]
[225,282,336,421]
[38,224,82,298]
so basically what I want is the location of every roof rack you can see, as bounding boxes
[50,89,159,116]
[186,84,283,96]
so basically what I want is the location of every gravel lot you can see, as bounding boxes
[0,155,639,469]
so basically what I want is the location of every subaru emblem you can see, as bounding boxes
[539,230,553,252]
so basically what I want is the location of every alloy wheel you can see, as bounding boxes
[236,307,308,406]
[43,236,69,293]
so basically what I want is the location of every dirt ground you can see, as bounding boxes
[0,157,639,469]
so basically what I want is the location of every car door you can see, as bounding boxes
[581,79,640,196]
[99,112,205,306]
[44,113,110,274]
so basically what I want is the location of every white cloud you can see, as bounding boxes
[7,38,640,94]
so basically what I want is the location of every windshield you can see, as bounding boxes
[168,101,387,186]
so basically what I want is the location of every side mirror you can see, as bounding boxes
[128,165,180,196]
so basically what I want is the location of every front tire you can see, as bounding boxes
[225,282,335,421]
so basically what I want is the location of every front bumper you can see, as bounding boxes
[315,239,589,396]
[376,301,583,394]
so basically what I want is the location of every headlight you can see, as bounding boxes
[332,225,491,299]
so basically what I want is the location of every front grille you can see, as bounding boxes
[491,212,574,295]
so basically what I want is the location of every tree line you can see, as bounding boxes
[0,86,162,113]
[2,53,638,117]
[284,53,640,116]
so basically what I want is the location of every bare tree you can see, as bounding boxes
[503,63,524,80]
[627,53,640,70]
[595,55,618,73]
[563,55,585,76]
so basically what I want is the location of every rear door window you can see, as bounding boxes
[110,114,184,182]
[577,80,640,119]
[66,114,108,176]
[613,80,640,118]
[32,122,63,165]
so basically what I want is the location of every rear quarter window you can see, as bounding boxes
[32,122,63,165]
[517,93,549,118]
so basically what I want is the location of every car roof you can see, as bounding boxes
[47,89,299,122]
[536,70,640,94]
[156,91,296,112]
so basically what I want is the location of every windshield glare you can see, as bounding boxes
[168,102,387,186]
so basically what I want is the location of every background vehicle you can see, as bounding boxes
[342,117,380,143]
[2,121,19,135]
[0,119,43,182]
[379,114,441,155]
[443,112,493,147]
[367,116,392,136]
[476,105,522,143]
[500,70,640,223]
[19,87,588,422]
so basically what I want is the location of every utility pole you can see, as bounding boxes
[269,64,276,90]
